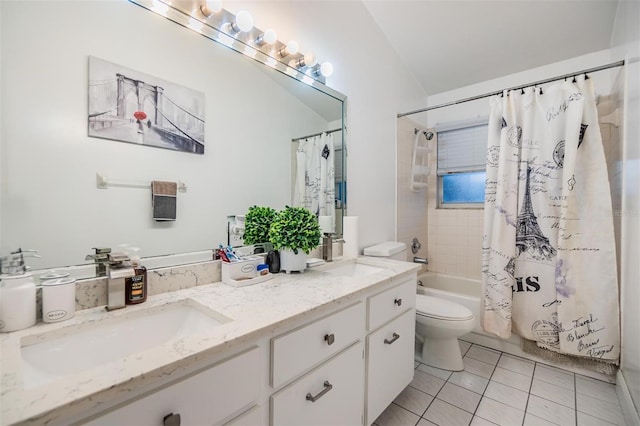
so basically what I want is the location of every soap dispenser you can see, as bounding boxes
[125,248,147,305]
[0,249,39,332]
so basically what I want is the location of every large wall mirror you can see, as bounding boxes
[0,0,346,275]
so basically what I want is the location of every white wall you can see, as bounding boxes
[0,1,333,268]
[610,0,640,421]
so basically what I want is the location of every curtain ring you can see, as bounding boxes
[585,73,590,80]
[572,76,577,83]
[521,88,525,95]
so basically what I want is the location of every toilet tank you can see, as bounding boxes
[363,241,407,261]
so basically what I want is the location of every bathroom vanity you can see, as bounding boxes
[0,257,419,426]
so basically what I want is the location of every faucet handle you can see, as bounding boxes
[1,249,40,275]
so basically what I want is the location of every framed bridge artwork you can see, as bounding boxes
[88,56,205,154]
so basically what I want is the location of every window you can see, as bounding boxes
[436,118,488,208]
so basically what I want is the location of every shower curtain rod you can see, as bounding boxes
[397,60,625,118]
[292,127,342,142]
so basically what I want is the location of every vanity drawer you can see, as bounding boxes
[366,309,416,424]
[88,346,261,426]
[271,342,365,426]
[367,277,416,332]
[271,302,365,389]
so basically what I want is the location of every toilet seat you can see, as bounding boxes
[416,294,473,321]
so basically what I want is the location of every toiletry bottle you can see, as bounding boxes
[0,249,38,332]
[125,249,147,304]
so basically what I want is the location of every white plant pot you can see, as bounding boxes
[279,249,307,273]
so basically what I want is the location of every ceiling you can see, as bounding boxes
[362,0,619,96]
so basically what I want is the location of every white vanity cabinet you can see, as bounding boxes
[87,346,264,426]
[269,303,366,425]
[365,277,417,425]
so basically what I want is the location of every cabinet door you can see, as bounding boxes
[367,278,416,332]
[366,309,415,425]
[271,342,364,426]
[88,347,261,426]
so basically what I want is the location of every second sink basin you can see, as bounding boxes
[321,262,388,278]
[20,299,231,388]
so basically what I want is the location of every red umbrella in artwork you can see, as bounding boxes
[133,111,147,121]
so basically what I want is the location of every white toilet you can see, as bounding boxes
[415,294,474,371]
[363,241,475,372]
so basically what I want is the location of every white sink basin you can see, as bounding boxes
[20,300,231,388]
[322,262,388,278]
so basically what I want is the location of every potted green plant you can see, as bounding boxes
[268,206,321,273]
[243,205,277,245]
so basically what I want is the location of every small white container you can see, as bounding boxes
[42,277,76,323]
[222,256,272,287]
[0,273,37,332]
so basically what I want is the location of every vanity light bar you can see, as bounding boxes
[131,0,333,85]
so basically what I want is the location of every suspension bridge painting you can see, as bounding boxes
[88,56,205,154]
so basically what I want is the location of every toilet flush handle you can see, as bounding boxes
[394,298,402,306]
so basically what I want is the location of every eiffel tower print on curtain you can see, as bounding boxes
[516,166,556,260]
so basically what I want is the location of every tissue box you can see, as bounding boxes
[222,255,271,286]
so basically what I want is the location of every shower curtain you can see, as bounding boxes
[293,133,336,228]
[481,77,619,362]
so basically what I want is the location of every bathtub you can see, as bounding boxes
[416,271,522,350]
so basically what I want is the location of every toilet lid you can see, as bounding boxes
[416,295,473,321]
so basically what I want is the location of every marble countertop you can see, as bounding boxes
[0,257,419,425]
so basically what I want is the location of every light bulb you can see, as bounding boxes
[256,29,277,46]
[200,0,222,17]
[278,40,299,57]
[291,51,317,69]
[320,62,333,77]
[229,10,253,33]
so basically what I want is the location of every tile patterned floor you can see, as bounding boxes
[374,340,626,426]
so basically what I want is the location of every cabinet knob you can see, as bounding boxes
[163,412,181,426]
[384,332,400,345]
[394,298,402,306]
[324,333,335,345]
[306,380,333,402]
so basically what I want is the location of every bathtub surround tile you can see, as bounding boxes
[475,396,525,426]
[436,382,481,413]
[423,399,473,426]
[575,374,619,405]
[416,419,438,426]
[491,367,533,392]
[484,380,529,411]
[526,395,576,426]
[530,378,575,409]
[409,369,446,396]
[393,385,434,416]
[534,364,575,391]
[374,403,420,426]
[462,356,495,379]
[465,345,501,366]
[497,354,535,376]
[576,393,625,425]
[448,371,489,394]
[417,363,453,381]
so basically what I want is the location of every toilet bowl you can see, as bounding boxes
[361,241,474,371]
[415,294,474,371]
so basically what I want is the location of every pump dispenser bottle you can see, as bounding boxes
[125,248,147,305]
[0,249,39,332]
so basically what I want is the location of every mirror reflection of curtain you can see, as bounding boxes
[293,133,336,231]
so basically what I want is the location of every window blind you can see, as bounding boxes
[437,123,488,175]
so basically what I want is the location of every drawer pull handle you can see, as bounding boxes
[384,333,400,345]
[306,381,333,402]
[394,298,402,306]
[324,333,335,345]
[163,412,181,426]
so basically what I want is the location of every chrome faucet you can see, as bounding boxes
[413,257,429,265]
[85,247,111,277]
[105,253,135,311]
[322,234,333,262]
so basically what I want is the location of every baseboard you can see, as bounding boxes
[617,370,640,426]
